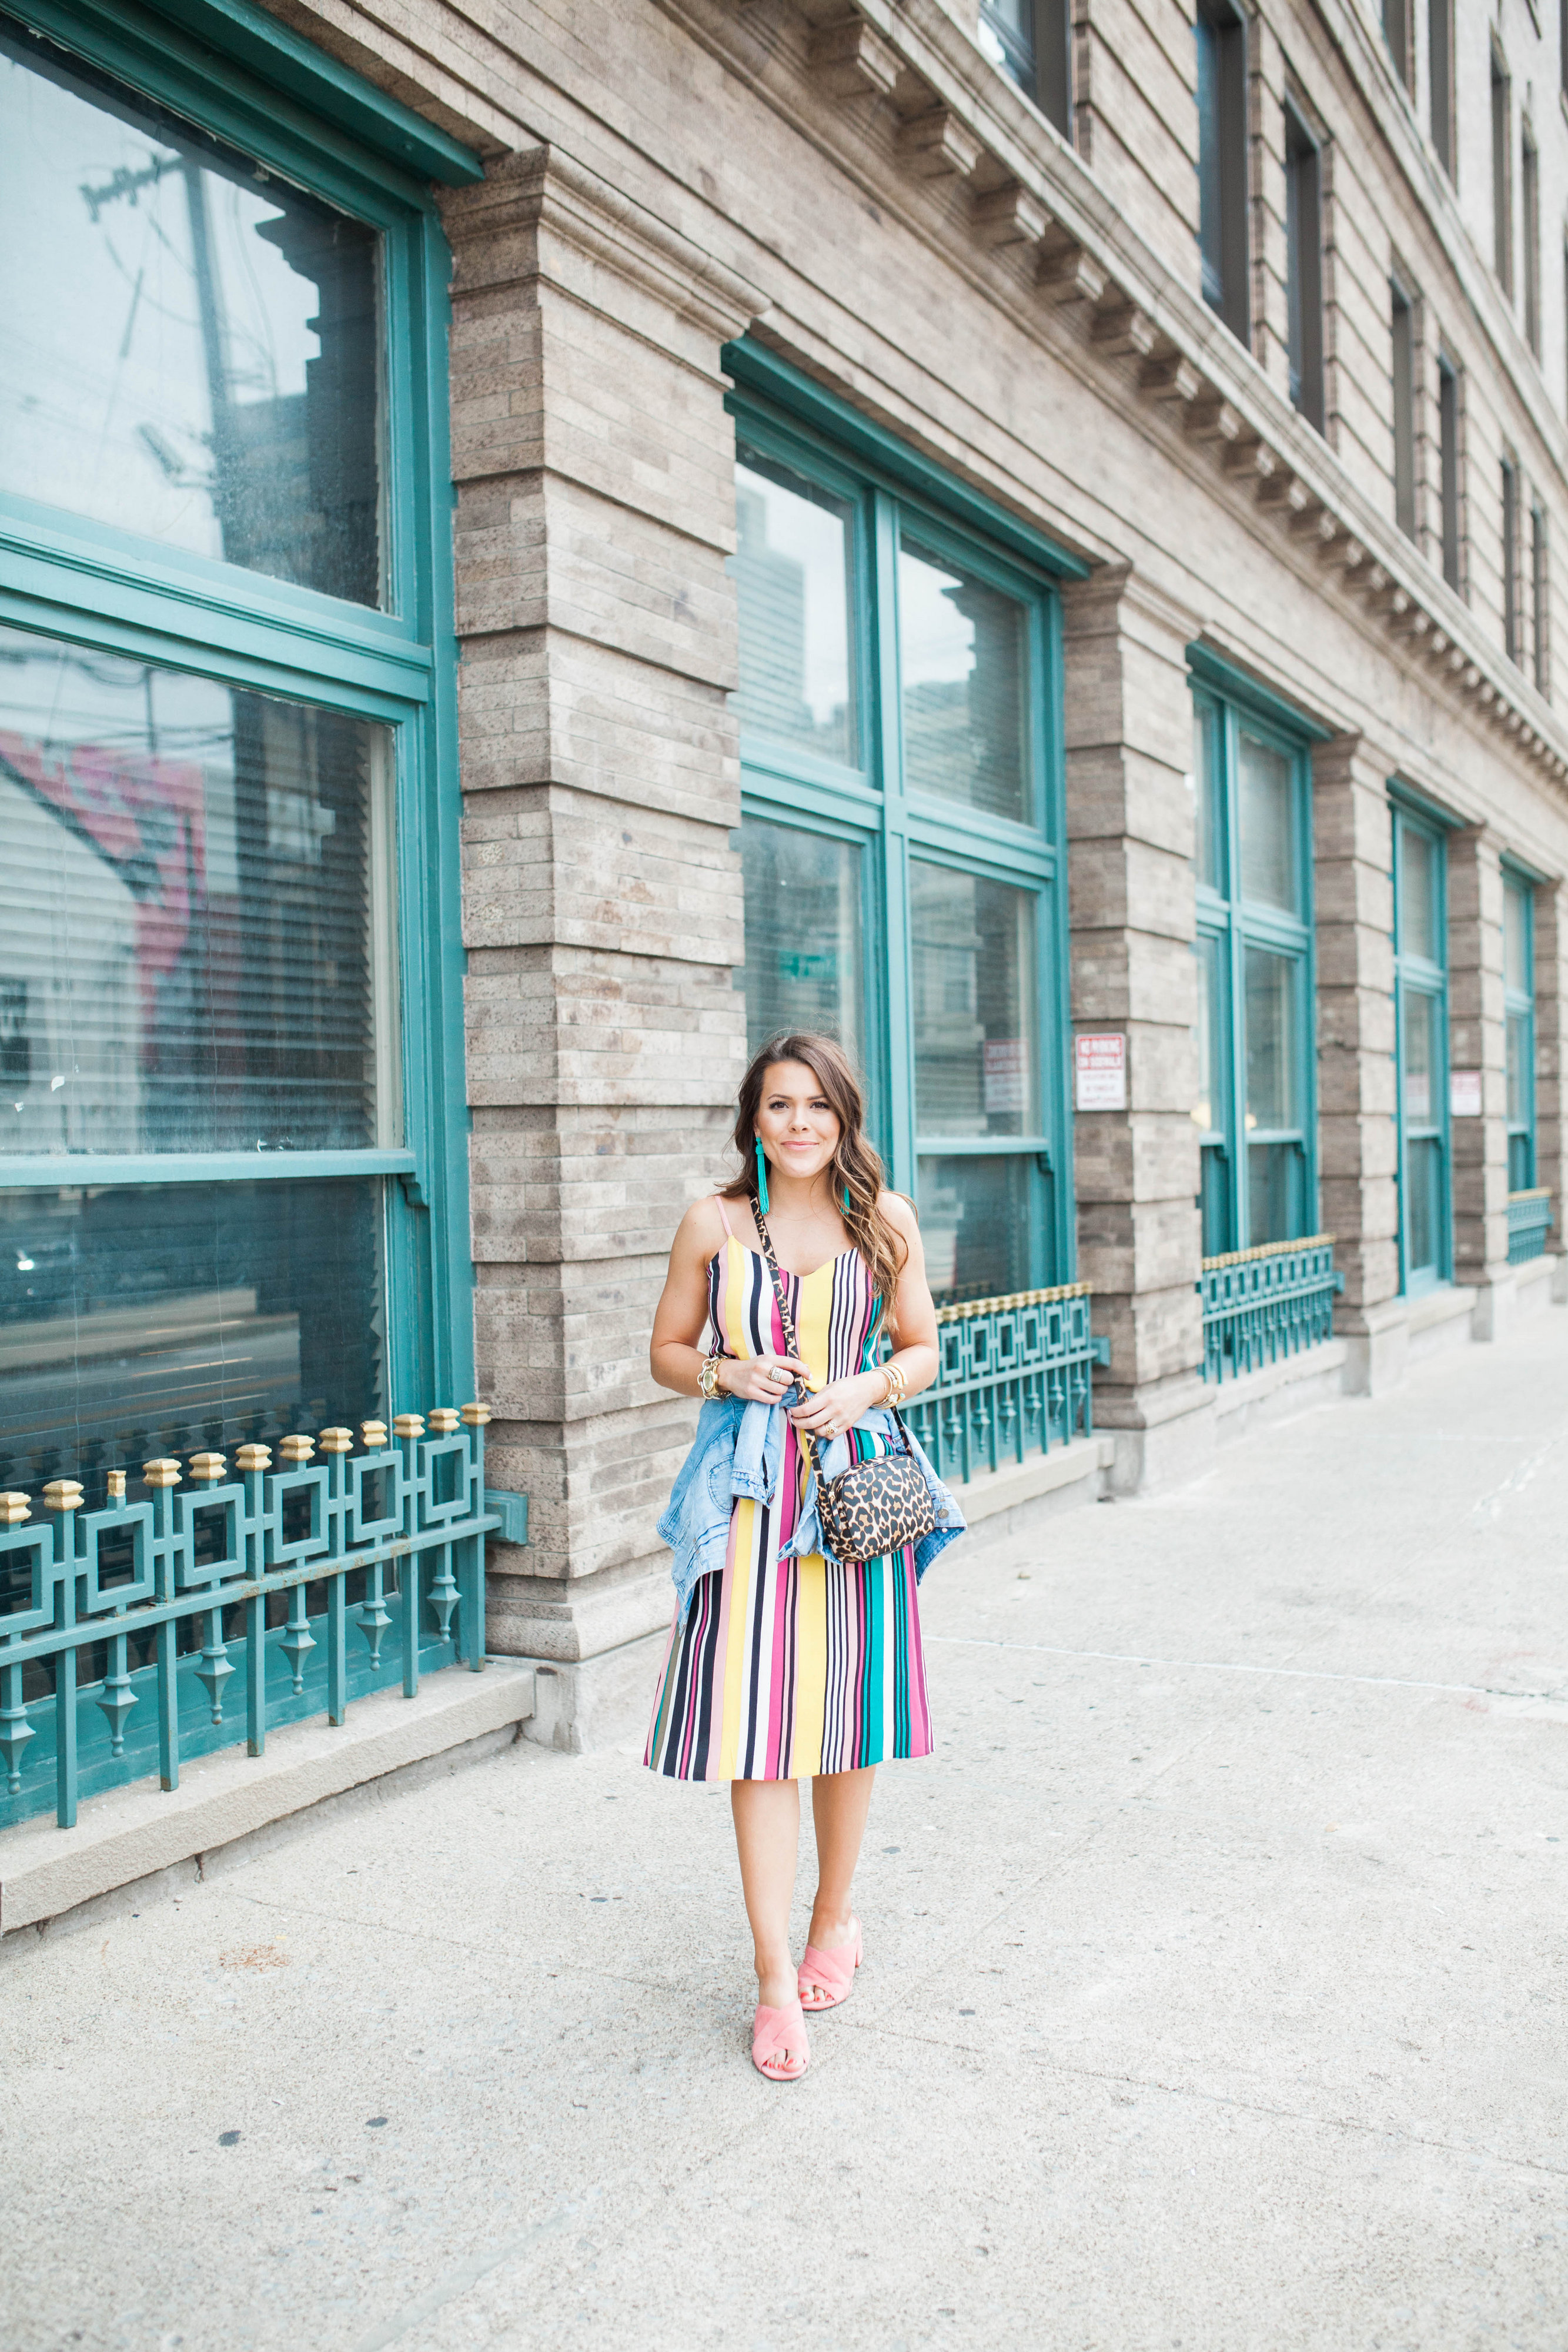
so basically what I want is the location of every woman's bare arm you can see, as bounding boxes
[649,1200,808,1401]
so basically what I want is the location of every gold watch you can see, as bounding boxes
[699,1351,724,1402]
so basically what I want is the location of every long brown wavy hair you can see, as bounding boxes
[721,1033,909,1311]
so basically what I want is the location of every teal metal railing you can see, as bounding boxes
[904,1283,1105,1485]
[0,1407,502,1832]
[1199,1235,1342,1382]
[1507,1189,1553,1265]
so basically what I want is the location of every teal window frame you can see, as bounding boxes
[724,342,1084,1291]
[1503,866,1537,1192]
[0,0,482,1411]
[1189,652,1322,1257]
[1391,793,1452,1295]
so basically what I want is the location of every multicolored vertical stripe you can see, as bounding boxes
[646,1232,934,1782]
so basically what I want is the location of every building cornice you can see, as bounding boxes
[442,143,770,350]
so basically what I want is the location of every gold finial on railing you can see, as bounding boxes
[105,1471,126,1502]
[43,1479,85,1511]
[142,1460,182,1491]
[361,1421,387,1449]
[461,1402,493,1427]
[235,1445,272,1474]
[279,1435,315,1464]
[0,1491,31,1525]
[428,1408,459,1434]
[393,1414,424,1440]
[188,1452,227,1485]
[319,1426,353,1455]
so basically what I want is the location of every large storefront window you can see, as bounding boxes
[0,1,475,1501]
[728,364,1075,1304]
[1503,870,1536,1192]
[1393,802,1450,1292]
[1190,669,1317,1256]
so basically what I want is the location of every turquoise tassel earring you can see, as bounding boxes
[843,1185,852,1211]
[754,1137,770,1213]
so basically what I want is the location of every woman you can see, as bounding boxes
[646,1032,960,2082]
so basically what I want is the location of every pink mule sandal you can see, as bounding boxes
[751,1998,810,2082]
[798,1919,862,2012]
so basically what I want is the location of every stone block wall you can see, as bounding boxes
[440,147,765,1665]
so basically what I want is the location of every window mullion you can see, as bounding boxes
[872,487,915,1198]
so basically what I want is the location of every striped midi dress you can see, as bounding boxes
[644,1230,934,1782]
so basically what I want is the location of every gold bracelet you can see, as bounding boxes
[881,1361,907,1409]
[699,1351,723,1402]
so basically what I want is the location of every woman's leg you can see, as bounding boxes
[805,1765,875,1985]
[731,1778,805,2064]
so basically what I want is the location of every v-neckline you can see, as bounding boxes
[723,1235,858,1283]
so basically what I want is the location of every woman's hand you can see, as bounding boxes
[787,1371,885,1444]
[718,1352,811,1403]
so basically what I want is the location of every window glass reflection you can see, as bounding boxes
[1402,987,1435,1124]
[0,624,394,1156]
[899,542,1029,823]
[731,453,856,767]
[1243,947,1299,1132]
[740,818,864,1068]
[911,864,1039,1137]
[0,34,382,604]
[1237,731,1296,911]
[1504,882,1530,995]
[1400,826,1437,962]
[1193,934,1222,1131]
[1193,701,1222,891]
[1406,1134,1441,1274]
[1506,1010,1529,1130]
[0,1178,383,1504]
[915,1153,1037,1305]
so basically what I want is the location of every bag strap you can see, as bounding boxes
[751,1195,824,1480]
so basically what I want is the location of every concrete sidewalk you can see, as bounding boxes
[6,1317,1568,2352]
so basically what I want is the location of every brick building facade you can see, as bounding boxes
[4,0,1566,1749]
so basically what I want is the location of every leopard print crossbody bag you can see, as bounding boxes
[752,1197,940,1568]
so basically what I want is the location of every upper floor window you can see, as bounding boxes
[1491,44,1513,295]
[1383,0,1412,91]
[1429,0,1453,175]
[1437,352,1463,589]
[1195,0,1249,345]
[1503,457,1522,663]
[1522,123,1542,356]
[1532,499,1550,697]
[1391,278,1417,539]
[1285,103,1325,430]
[977,0,1072,138]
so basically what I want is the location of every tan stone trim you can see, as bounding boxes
[443,144,770,350]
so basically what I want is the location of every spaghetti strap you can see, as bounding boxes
[712,1193,735,1238]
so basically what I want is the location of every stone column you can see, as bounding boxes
[440,148,768,1746]
[1061,564,1209,1491]
[1312,733,1400,1389]
[1446,825,1510,1328]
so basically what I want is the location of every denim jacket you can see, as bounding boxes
[658,1387,966,1625]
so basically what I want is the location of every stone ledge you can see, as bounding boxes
[950,1435,1108,1524]
[1211,1338,1349,1424]
[0,1664,536,1936]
